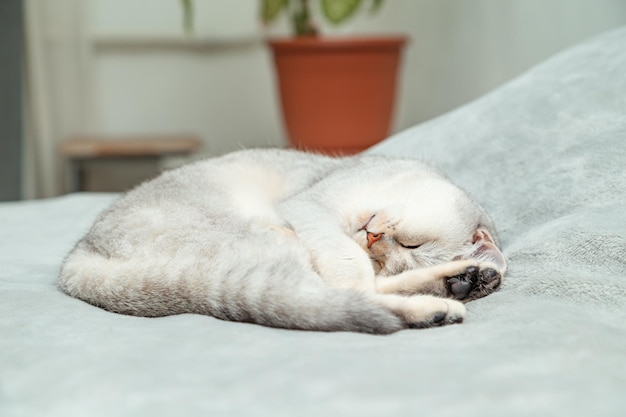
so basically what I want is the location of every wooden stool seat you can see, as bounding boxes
[60,135,202,158]
[60,135,202,192]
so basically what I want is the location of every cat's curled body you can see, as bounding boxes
[59,149,506,334]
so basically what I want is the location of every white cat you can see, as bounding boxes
[59,149,506,334]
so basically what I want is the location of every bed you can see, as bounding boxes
[2,27,625,417]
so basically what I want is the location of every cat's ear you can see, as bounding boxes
[465,228,507,273]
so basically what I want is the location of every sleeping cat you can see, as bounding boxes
[58,149,506,334]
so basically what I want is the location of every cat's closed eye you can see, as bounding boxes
[397,241,423,250]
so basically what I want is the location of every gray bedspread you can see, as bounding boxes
[2,27,625,417]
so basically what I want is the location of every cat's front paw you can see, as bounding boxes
[446,264,501,302]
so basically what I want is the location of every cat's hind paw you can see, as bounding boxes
[405,297,466,329]
[373,294,466,330]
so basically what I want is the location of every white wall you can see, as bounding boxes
[388,0,626,125]
[85,0,626,156]
[25,0,626,195]
[88,0,282,156]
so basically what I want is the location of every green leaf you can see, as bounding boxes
[261,0,289,24]
[321,0,362,24]
[370,0,383,14]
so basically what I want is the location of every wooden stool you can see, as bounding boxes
[60,135,202,192]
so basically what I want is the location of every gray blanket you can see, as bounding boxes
[2,27,625,417]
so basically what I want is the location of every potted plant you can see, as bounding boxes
[263,0,407,154]
[181,0,407,154]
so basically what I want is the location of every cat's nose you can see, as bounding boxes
[367,232,383,248]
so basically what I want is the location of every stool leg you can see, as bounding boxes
[69,159,86,192]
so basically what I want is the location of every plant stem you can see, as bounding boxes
[181,0,194,36]
[292,0,318,37]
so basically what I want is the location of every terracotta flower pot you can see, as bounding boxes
[268,36,408,155]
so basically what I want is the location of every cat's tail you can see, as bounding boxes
[58,246,405,335]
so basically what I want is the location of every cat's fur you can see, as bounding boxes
[59,149,506,334]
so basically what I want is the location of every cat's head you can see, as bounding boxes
[349,176,506,276]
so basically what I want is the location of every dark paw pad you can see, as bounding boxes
[447,266,501,302]
[431,312,447,324]
[446,266,479,300]
[479,267,499,283]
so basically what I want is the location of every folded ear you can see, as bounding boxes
[465,228,507,273]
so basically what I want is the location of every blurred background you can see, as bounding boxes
[1,0,626,200]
